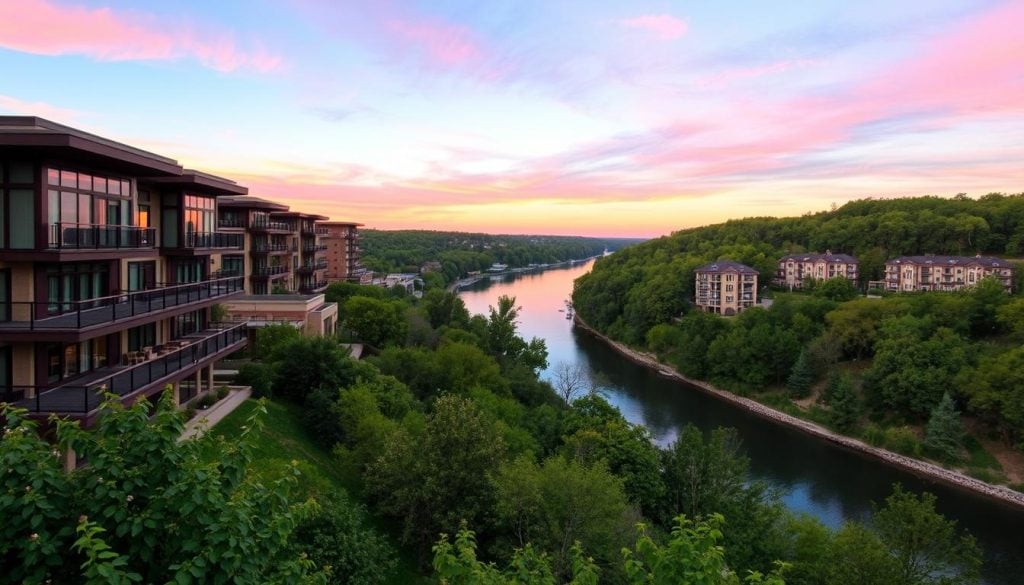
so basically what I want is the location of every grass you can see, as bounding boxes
[209,398,427,585]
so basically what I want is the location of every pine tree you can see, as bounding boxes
[924,392,966,463]
[787,350,816,399]
[827,372,862,431]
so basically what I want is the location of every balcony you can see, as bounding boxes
[0,276,245,337]
[218,217,246,229]
[251,265,289,279]
[295,260,328,273]
[182,231,244,250]
[250,220,292,233]
[1,323,246,415]
[299,280,328,294]
[49,223,155,250]
[301,243,328,253]
[315,227,329,236]
[251,242,291,254]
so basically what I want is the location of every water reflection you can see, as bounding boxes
[459,259,1024,585]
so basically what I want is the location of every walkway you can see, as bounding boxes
[181,386,252,440]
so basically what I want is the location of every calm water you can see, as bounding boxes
[459,258,1024,585]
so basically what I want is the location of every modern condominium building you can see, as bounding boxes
[272,211,329,294]
[320,221,365,282]
[776,250,859,289]
[694,261,759,315]
[884,255,1014,292]
[0,117,248,426]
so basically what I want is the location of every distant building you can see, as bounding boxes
[421,261,442,273]
[776,250,859,289]
[319,221,364,283]
[694,261,759,315]
[220,294,338,346]
[884,255,1014,292]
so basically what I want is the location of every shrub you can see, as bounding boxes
[197,393,217,409]
[216,385,231,400]
[884,426,923,457]
[237,362,274,398]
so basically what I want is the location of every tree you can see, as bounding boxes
[812,276,859,302]
[657,425,748,523]
[271,336,365,402]
[343,296,408,348]
[253,323,302,361]
[551,361,592,404]
[0,392,324,584]
[872,485,982,585]
[923,393,966,463]
[486,295,549,371]
[492,455,631,578]
[786,351,815,399]
[367,395,506,552]
[825,372,861,432]
[419,289,470,329]
[825,523,900,585]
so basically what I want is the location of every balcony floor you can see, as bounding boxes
[0,282,240,332]
[14,326,246,415]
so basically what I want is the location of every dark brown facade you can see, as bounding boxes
[0,117,247,424]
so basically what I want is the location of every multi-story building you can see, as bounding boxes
[776,250,859,289]
[320,221,365,282]
[884,255,1014,292]
[0,116,248,426]
[217,196,293,295]
[694,261,759,315]
[271,211,329,294]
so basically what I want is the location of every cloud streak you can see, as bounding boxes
[0,0,282,72]
[618,14,688,40]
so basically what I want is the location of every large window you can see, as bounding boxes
[45,335,110,384]
[46,263,110,314]
[127,323,156,352]
[174,309,204,337]
[221,255,244,277]
[183,194,215,245]
[127,261,156,292]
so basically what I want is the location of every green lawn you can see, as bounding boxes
[209,398,426,585]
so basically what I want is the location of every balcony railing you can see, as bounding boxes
[0,276,245,331]
[250,220,292,232]
[217,217,246,228]
[299,281,328,293]
[252,242,291,253]
[252,266,289,278]
[315,227,329,236]
[296,261,328,273]
[49,223,156,250]
[302,243,328,252]
[183,231,244,249]
[1,323,246,414]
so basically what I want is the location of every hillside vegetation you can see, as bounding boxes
[573,194,1024,478]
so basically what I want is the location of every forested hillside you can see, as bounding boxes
[359,230,642,286]
[573,194,1024,480]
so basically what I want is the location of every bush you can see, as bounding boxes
[183,405,197,421]
[197,393,217,409]
[216,385,231,400]
[883,426,923,457]
[237,362,275,398]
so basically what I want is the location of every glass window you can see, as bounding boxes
[0,269,8,322]
[47,168,59,185]
[78,174,92,191]
[60,170,76,187]
[108,179,121,196]
[78,193,92,224]
[9,189,35,249]
[93,176,107,193]
[9,162,32,184]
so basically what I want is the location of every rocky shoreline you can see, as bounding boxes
[573,315,1024,510]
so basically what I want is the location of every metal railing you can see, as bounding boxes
[252,242,291,253]
[0,323,246,413]
[250,220,292,232]
[49,223,156,249]
[252,266,289,277]
[295,261,328,273]
[302,243,328,252]
[0,276,244,330]
[183,231,244,249]
[299,280,328,293]
[315,227,329,236]
[217,217,246,228]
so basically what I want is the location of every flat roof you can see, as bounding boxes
[218,195,290,211]
[272,210,329,221]
[319,221,365,227]
[0,116,182,176]
[230,294,324,301]
[144,169,247,195]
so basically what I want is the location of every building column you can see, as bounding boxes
[206,365,214,392]
[62,447,77,472]
[195,369,203,395]
[171,381,181,405]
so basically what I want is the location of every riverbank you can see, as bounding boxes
[447,255,603,292]
[573,315,1024,510]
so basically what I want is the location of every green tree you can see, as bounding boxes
[486,295,549,371]
[420,288,471,329]
[786,351,815,399]
[0,393,323,584]
[825,372,861,432]
[959,346,1024,447]
[812,277,859,302]
[254,323,303,361]
[872,485,982,585]
[271,336,364,402]
[923,393,966,463]
[492,455,631,578]
[367,395,506,552]
[343,296,409,348]
[825,523,900,585]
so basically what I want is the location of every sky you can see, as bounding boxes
[0,0,1022,238]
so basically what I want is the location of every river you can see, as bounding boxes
[458,258,1024,585]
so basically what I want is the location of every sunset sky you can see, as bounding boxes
[1,0,1022,238]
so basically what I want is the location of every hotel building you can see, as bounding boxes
[0,117,247,425]
[694,261,759,315]
[320,221,365,283]
[884,255,1014,292]
[776,250,859,289]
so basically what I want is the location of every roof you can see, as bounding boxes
[272,210,329,221]
[694,260,759,274]
[218,195,290,211]
[319,221,365,227]
[0,116,181,176]
[887,255,1013,268]
[780,251,858,263]
[143,169,247,195]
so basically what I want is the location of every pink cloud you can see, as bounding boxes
[385,18,485,67]
[0,94,81,120]
[0,0,282,73]
[619,14,688,41]
[697,59,818,89]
